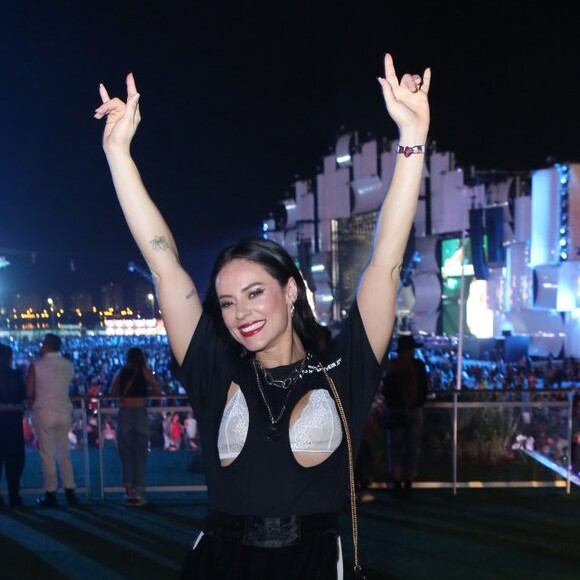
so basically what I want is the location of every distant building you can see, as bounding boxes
[100,282,123,312]
[70,291,94,313]
[134,280,156,317]
[13,292,42,312]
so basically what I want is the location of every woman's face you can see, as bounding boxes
[216,258,295,353]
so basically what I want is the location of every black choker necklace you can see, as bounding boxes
[252,353,311,439]
[253,352,311,390]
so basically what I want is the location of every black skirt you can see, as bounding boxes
[180,511,340,580]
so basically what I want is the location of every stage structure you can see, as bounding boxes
[261,133,580,359]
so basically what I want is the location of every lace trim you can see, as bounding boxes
[289,389,342,452]
[217,388,249,459]
[217,388,342,461]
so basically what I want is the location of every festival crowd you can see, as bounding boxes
[1,333,578,476]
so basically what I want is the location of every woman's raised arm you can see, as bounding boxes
[94,74,201,365]
[356,53,431,362]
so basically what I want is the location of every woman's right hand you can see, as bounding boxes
[93,72,201,366]
[94,73,141,155]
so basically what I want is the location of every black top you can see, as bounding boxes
[0,366,26,411]
[177,300,380,517]
[117,368,149,398]
[383,356,428,410]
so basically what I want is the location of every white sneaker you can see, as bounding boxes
[132,495,148,507]
[124,494,139,506]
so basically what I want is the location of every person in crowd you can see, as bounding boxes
[25,333,78,507]
[86,416,100,448]
[101,420,118,448]
[95,51,430,578]
[109,347,163,506]
[22,414,37,449]
[149,413,166,449]
[162,411,173,450]
[0,344,26,507]
[184,411,199,450]
[169,412,184,451]
[69,417,85,449]
[383,333,429,497]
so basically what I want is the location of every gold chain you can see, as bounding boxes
[319,363,363,576]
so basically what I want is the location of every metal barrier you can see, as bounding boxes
[4,390,578,500]
[94,396,206,500]
[420,390,576,494]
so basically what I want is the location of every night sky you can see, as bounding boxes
[0,2,578,305]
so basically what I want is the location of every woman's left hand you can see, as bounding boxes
[378,53,430,141]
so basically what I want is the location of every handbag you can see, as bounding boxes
[319,364,367,580]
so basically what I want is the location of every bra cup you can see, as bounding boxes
[217,384,342,468]
[218,385,249,466]
[290,389,342,467]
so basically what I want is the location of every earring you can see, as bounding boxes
[290,302,295,316]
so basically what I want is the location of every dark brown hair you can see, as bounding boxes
[204,236,330,355]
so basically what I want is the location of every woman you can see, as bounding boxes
[169,412,183,450]
[95,52,430,578]
[110,347,162,506]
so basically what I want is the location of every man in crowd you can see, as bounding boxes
[26,333,78,507]
[0,344,26,507]
[383,333,429,497]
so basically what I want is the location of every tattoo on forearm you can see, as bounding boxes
[149,236,169,251]
[185,288,197,300]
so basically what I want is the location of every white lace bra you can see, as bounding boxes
[218,387,342,461]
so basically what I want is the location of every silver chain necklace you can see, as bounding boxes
[252,353,311,436]
[254,352,311,390]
